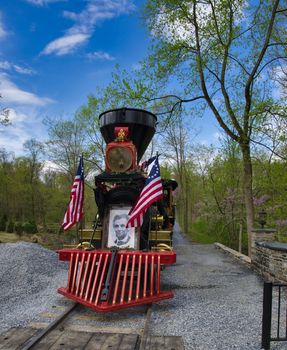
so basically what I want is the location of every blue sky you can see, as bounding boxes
[0,0,220,156]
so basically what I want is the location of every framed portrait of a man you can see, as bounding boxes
[107,207,137,249]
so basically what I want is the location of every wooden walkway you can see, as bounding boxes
[0,327,184,349]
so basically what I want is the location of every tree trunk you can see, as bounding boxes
[183,170,189,235]
[241,143,254,257]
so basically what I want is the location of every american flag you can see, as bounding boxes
[62,156,84,231]
[140,156,156,171]
[126,156,163,228]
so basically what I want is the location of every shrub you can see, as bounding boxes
[31,235,39,243]
[22,221,38,234]
[14,222,23,235]
[0,215,7,231]
[6,221,14,233]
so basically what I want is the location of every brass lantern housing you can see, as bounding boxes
[105,143,137,172]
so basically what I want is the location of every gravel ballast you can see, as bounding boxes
[150,225,286,349]
[1,232,286,349]
[0,241,68,334]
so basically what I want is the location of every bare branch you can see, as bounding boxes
[255,56,287,79]
[244,0,280,121]
[267,42,287,47]
[276,8,287,13]
[209,0,225,46]
[193,1,239,142]
[227,54,251,76]
[232,22,258,41]
[250,137,287,161]
[219,1,243,136]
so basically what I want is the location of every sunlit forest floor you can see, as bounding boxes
[0,231,77,250]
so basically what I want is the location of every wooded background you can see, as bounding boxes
[1,0,287,255]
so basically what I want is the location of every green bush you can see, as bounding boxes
[190,219,217,244]
[14,222,23,235]
[0,215,7,231]
[6,220,14,233]
[22,221,38,234]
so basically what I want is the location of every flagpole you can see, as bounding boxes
[156,152,159,245]
[80,153,84,244]
[61,153,85,240]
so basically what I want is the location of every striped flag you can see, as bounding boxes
[62,156,84,231]
[126,156,163,228]
[140,156,156,171]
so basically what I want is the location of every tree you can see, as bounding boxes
[76,95,109,171]
[0,95,9,126]
[122,0,287,255]
[23,139,45,222]
[44,117,96,182]
[158,112,194,234]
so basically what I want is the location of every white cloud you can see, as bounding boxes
[0,105,49,155]
[41,33,90,56]
[25,0,66,6]
[213,131,223,141]
[0,61,10,70]
[86,51,115,61]
[132,63,142,71]
[270,65,287,100]
[152,2,245,51]
[0,127,29,154]
[0,12,8,39]
[5,108,28,123]
[0,123,32,154]
[0,61,35,75]
[42,160,62,172]
[0,73,53,106]
[42,0,135,56]
[14,65,35,75]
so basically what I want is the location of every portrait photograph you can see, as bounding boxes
[107,207,136,249]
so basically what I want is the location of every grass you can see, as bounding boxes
[0,230,78,250]
[189,219,218,244]
[0,231,25,243]
[190,230,217,244]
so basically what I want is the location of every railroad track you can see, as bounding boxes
[22,302,152,350]
[0,300,183,349]
[0,299,184,350]
[21,302,79,350]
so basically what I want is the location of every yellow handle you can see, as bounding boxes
[77,241,95,250]
[156,243,173,251]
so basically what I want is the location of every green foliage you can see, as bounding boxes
[14,222,23,235]
[0,214,7,231]
[190,219,216,244]
[6,220,14,233]
[22,222,38,234]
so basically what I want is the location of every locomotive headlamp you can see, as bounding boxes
[107,146,133,172]
[105,126,137,172]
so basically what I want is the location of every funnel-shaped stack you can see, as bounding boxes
[99,108,157,161]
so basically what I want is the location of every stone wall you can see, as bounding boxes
[251,229,287,282]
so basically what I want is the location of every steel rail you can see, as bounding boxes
[139,303,153,350]
[20,302,78,350]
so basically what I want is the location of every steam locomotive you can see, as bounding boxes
[57,108,177,312]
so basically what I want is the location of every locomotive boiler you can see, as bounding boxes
[57,108,177,312]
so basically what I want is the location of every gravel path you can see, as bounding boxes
[1,231,286,349]
[0,242,68,334]
[150,224,285,349]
